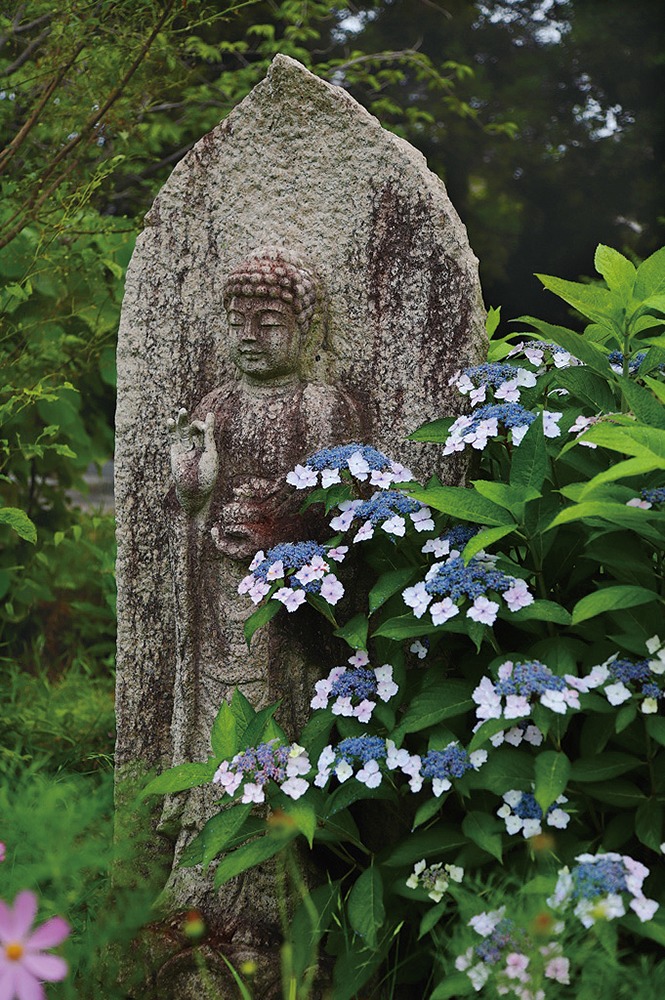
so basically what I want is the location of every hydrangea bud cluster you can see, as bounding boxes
[406,859,464,902]
[548,853,659,927]
[286,444,413,490]
[507,340,581,369]
[456,908,570,996]
[444,403,562,454]
[418,743,488,797]
[449,363,537,406]
[330,491,434,541]
[212,741,311,803]
[310,650,398,723]
[473,660,584,723]
[403,554,534,627]
[238,541,346,611]
[576,650,665,713]
[497,790,570,838]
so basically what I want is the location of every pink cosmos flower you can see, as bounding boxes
[0,891,70,1000]
[0,845,5,864]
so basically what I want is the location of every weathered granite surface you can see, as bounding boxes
[114,53,486,994]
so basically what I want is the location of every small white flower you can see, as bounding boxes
[382,514,406,536]
[286,464,318,489]
[321,467,341,488]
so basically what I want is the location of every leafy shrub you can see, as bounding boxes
[148,243,665,997]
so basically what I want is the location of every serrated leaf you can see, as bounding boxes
[552,367,617,412]
[584,780,646,808]
[198,805,254,866]
[594,244,635,298]
[462,524,516,561]
[519,317,613,375]
[230,688,256,737]
[635,799,663,852]
[533,277,620,329]
[210,701,237,760]
[635,246,665,299]
[391,679,473,741]
[570,753,642,782]
[244,598,281,646]
[240,701,280,750]
[408,417,455,442]
[405,486,513,526]
[142,759,218,797]
[412,795,445,829]
[534,751,570,813]
[334,612,369,651]
[571,586,659,624]
[617,377,665,429]
[214,830,298,887]
[471,480,541,513]
[283,799,317,847]
[509,413,548,490]
[347,867,384,949]
[382,826,468,867]
[461,812,502,861]
[0,507,37,544]
[369,567,419,614]
[430,973,474,999]
[417,899,448,939]
[503,600,572,625]
[468,716,527,753]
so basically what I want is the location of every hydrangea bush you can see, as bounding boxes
[146,246,665,998]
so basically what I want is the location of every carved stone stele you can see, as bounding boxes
[114,54,486,995]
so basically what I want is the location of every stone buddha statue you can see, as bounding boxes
[161,248,364,976]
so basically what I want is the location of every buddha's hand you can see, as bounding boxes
[167,409,218,513]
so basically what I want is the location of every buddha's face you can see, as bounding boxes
[227,297,301,382]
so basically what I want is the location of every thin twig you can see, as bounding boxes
[2,27,51,76]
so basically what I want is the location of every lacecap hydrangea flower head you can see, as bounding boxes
[403,550,534,628]
[473,660,587,723]
[406,859,464,902]
[310,649,398,724]
[286,444,413,490]
[329,491,434,541]
[238,540,347,611]
[548,852,659,927]
[455,905,571,996]
[212,740,311,803]
[497,789,570,839]
[443,403,562,455]
[449,362,537,407]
